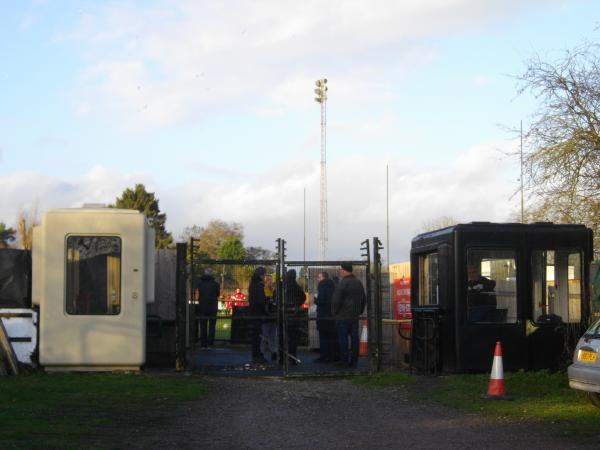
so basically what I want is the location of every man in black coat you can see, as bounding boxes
[248,266,268,364]
[281,269,306,364]
[196,269,220,349]
[332,263,366,368]
[314,271,338,363]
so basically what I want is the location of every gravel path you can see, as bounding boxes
[110,375,595,450]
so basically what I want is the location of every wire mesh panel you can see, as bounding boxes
[188,255,282,375]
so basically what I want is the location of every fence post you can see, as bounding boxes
[373,237,384,372]
[189,237,196,350]
[361,239,375,373]
[175,242,188,371]
[276,238,289,376]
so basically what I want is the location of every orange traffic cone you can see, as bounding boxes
[482,341,511,400]
[359,321,368,357]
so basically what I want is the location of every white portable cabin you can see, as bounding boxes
[32,207,155,371]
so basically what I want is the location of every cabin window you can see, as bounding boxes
[467,249,517,323]
[419,253,439,305]
[531,250,581,324]
[66,236,122,315]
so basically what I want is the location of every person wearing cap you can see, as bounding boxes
[196,268,221,349]
[332,263,366,368]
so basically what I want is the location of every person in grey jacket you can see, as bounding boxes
[332,263,366,368]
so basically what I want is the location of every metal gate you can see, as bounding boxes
[177,238,383,376]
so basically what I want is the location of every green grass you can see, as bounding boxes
[215,318,232,340]
[426,371,599,435]
[352,370,599,436]
[0,372,206,449]
[352,370,414,387]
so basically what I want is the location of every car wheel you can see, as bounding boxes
[588,392,600,409]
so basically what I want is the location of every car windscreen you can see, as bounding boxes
[584,318,600,338]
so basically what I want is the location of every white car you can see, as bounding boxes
[568,317,600,408]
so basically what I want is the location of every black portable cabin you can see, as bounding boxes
[410,222,594,373]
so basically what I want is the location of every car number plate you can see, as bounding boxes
[578,350,597,363]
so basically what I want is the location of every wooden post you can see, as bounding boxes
[0,320,19,375]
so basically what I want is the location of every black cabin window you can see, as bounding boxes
[467,249,517,323]
[66,236,122,315]
[419,253,439,305]
[531,250,581,324]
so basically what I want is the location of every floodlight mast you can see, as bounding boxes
[314,78,328,261]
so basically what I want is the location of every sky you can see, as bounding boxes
[0,0,598,262]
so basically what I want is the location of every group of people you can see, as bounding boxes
[247,267,306,364]
[248,262,366,368]
[193,263,367,368]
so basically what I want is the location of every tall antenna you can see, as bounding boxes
[314,78,328,260]
[303,187,307,289]
[386,164,390,268]
[520,120,524,223]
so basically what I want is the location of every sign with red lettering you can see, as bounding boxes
[392,277,411,330]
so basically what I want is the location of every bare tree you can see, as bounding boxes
[517,41,600,249]
[420,216,458,233]
[183,220,244,259]
[14,205,39,250]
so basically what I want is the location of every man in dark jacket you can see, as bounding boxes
[196,269,220,349]
[281,269,306,364]
[248,266,268,364]
[332,263,366,367]
[315,271,338,363]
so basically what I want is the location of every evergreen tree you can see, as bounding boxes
[216,236,245,260]
[112,184,173,249]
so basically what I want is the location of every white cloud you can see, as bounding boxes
[0,140,519,262]
[0,166,153,225]
[474,75,494,87]
[62,0,555,129]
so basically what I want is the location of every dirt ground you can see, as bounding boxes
[100,375,596,450]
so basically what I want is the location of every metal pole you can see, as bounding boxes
[373,237,383,372]
[314,78,328,261]
[303,187,306,263]
[386,165,390,268]
[361,239,373,372]
[520,120,524,223]
[320,98,328,260]
[189,237,194,350]
[279,238,289,376]
[175,243,187,371]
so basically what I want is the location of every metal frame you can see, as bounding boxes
[178,237,383,376]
